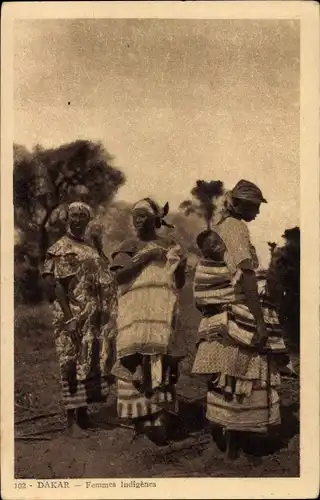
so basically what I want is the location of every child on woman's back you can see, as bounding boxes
[196,229,226,262]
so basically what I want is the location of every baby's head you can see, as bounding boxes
[196,229,225,261]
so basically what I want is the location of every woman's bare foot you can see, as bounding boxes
[76,407,97,430]
[225,430,239,460]
[132,365,144,392]
[67,408,90,438]
[146,426,169,446]
[66,423,90,439]
[211,424,226,453]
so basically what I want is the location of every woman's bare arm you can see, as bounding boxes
[174,259,187,289]
[240,266,267,342]
[43,274,73,321]
[42,274,56,303]
[112,247,166,285]
[54,280,73,321]
[241,269,264,324]
[113,250,155,285]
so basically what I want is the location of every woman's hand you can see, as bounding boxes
[151,246,168,262]
[254,320,268,350]
[42,274,56,302]
[138,246,167,264]
[64,317,81,343]
[178,254,188,268]
[257,320,268,339]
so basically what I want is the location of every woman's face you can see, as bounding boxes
[132,209,155,235]
[69,211,90,238]
[235,200,261,222]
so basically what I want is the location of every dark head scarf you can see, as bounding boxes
[217,179,267,223]
[132,198,174,229]
[231,179,267,204]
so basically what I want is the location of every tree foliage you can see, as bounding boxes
[14,140,125,303]
[267,241,277,255]
[179,180,224,229]
[14,140,125,244]
[267,226,300,350]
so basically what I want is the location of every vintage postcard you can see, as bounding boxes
[1,1,319,499]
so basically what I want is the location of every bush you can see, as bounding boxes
[267,227,300,349]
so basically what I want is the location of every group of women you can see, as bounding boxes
[42,179,292,459]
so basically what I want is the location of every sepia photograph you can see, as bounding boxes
[1,2,319,499]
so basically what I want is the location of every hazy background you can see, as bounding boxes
[14,19,300,267]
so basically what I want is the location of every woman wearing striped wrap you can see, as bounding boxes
[42,202,118,438]
[192,180,291,459]
[110,198,187,445]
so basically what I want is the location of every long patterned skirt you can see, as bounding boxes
[61,374,111,410]
[113,354,179,433]
[117,379,177,432]
[192,337,282,433]
[55,329,114,411]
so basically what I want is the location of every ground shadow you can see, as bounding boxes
[174,398,206,434]
[240,401,299,457]
[89,395,206,441]
[89,395,135,430]
[89,391,299,457]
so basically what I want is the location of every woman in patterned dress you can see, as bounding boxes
[192,180,290,459]
[42,202,118,438]
[110,198,187,445]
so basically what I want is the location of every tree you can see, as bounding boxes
[179,180,224,229]
[266,226,300,350]
[14,140,126,303]
[267,241,277,255]
[14,140,125,253]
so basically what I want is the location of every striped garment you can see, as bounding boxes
[192,334,283,432]
[61,375,110,410]
[111,241,184,432]
[192,258,287,433]
[117,379,178,420]
[193,259,244,306]
[193,259,288,355]
[206,386,280,432]
[114,354,179,431]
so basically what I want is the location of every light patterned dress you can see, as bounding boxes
[192,216,286,433]
[43,235,118,409]
[110,236,185,431]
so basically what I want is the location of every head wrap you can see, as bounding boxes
[67,201,93,220]
[231,180,267,204]
[217,180,267,223]
[132,198,174,229]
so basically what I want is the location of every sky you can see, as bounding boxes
[14,19,300,267]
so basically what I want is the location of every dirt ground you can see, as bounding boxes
[14,283,300,479]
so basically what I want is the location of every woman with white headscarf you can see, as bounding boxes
[110,198,187,445]
[42,202,118,438]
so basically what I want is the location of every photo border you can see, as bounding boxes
[1,2,319,499]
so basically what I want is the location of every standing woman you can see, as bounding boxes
[42,202,118,438]
[110,198,187,445]
[192,180,289,459]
